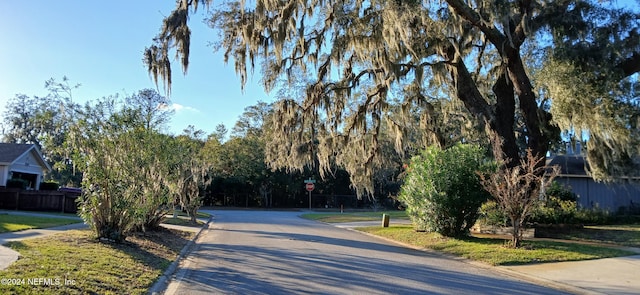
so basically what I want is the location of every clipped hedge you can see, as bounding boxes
[39,181,60,191]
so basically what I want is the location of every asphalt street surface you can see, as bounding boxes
[164,210,569,295]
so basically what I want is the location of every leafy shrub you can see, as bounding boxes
[398,144,492,237]
[6,179,28,189]
[531,196,578,224]
[526,182,578,224]
[574,206,612,225]
[524,182,639,226]
[545,181,578,202]
[39,181,60,191]
[478,201,508,227]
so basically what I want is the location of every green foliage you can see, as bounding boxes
[398,144,491,236]
[168,132,210,223]
[530,182,579,224]
[532,196,579,224]
[6,179,28,189]
[69,94,180,241]
[545,181,578,202]
[480,182,588,226]
[480,181,637,226]
[574,207,613,225]
[39,181,60,191]
[478,201,508,227]
[2,77,83,187]
[526,182,637,226]
[537,4,640,180]
[131,132,175,231]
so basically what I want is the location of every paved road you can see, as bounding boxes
[164,210,569,295]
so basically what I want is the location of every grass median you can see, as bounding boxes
[359,225,635,265]
[301,212,638,266]
[0,228,195,295]
[537,224,640,248]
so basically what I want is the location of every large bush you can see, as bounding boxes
[70,97,177,241]
[398,144,491,237]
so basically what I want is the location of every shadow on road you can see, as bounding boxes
[174,223,566,294]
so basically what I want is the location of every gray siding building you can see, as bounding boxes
[548,155,640,212]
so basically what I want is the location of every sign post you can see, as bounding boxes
[304,178,316,210]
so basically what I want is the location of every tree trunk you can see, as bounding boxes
[510,216,521,248]
[505,48,552,161]
[445,48,523,166]
[489,71,520,166]
[189,209,198,223]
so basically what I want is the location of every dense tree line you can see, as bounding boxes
[1,81,407,214]
[200,101,405,208]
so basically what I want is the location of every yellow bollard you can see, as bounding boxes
[382,214,390,227]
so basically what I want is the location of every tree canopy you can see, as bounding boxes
[147,0,640,196]
[2,77,82,186]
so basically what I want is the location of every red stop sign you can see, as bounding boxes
[305,182,315,192]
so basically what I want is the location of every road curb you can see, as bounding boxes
[148,216,213,295]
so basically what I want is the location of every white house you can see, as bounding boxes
[0,143,52,190]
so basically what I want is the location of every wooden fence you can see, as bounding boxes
[0,188,80,213]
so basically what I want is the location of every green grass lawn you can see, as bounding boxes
[538,224,640,248]
[0,228,194,295]
[0,214,81,233]
[300,212,638,265]
[302,211,408,223]
[358,225,636,266]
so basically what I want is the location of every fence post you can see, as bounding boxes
[61,194,65,213]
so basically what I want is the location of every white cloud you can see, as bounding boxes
[168,103,199,113]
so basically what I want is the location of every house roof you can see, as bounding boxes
[0,143,52,171]
[0,143,34,163]
[546,155,589,176]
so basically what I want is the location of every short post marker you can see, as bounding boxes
[382,214,390,227]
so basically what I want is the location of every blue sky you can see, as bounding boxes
[0,1,271,136]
